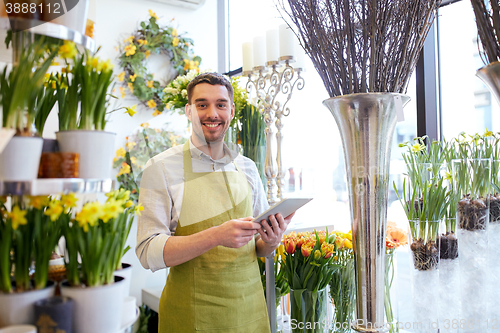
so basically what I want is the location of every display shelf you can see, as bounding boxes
[0,17,95,52]
[0,178,114,196]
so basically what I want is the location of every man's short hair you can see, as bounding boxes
[186,72,234,104]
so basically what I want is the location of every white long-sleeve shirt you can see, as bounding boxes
[135,138,269,272]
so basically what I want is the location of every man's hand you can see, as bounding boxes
[216,217,261,248]
[256,212,295,251]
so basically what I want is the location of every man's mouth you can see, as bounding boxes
[204,123,221,128]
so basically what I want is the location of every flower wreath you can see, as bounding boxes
[117,10,202,115]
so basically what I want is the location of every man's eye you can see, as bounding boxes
[197,104,206,108]
[218,104,227,108]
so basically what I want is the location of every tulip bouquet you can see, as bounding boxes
[282,230,339,333]
[385,222,408,333]
[328,231,355,333]
[63,189,143,287]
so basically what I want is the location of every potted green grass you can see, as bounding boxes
[54,44,117,179]
[0,41,57,181]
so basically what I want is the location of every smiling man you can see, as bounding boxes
[136,72,294,333]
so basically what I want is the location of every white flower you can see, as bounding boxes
[181,89,187,98]
[166,101,174,109]
[164,87,179,95]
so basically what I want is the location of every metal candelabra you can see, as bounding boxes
[244,58,305,205]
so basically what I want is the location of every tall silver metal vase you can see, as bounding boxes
[323,93,410,333]
[476,61,500,106]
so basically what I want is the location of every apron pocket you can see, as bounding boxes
[194,261,267,331]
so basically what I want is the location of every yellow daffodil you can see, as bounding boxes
[60,193,78,212]
[28,196,49,210]
[8,205,27,230]
[484,128,493,138]
[128,82,134,94]
[172,37,179,47]
[117,71,125,82]
[129,74,137,82]
[102,198,125,221]
[141,122,149,128]
[134,204,144,216]
[171,28,178,37]
[99,59,114,72]
[126,141,136,150]
[130,156,137,165]
[125,200,134,208]
[152,110,161,117]
[45,201,64,222]
[116,147,126,158]
[75,202,102,231]
[51,81,57,89]
[147,80,154,88]
[125,105,137,117]
[119,87,126,98]
[145,50,151,59]
[58,41,77,59]
[411,143,425,153]
[147,99,157,109]
[116,189,131,201]
[137,39,148,46]
[149,9,159,20]
[124,44,137,57]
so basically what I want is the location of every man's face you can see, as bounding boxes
[186,83,235,144]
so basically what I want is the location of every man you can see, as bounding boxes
[136,72,293,332]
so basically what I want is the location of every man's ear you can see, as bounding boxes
[185,104,192,122]
[231,103,235,120]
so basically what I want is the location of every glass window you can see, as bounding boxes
[228,0,417,231]
[438,0,500,139]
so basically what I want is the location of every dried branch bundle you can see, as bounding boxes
[276,0,441,97]
[470,0,500,64]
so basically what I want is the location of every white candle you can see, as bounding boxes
[242,42,254,72]
[279,24,295,59]
[294,38,305,70]
[253,36,266,68]
[266,29,279,63]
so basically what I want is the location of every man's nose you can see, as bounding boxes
[205,104,218,118]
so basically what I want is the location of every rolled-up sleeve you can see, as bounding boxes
[135,158,172,272]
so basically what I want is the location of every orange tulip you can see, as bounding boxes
[301,244,313,257]
[283,237,297,254]
[321,242,335,259]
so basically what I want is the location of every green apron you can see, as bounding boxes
[158,142,270,333]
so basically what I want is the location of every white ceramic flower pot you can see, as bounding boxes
[56,130,116,179]
[60,276,125,333]
[49,0,90,34]
[0,136,43,181]
[113,263,132,299]
[0,282,56,328]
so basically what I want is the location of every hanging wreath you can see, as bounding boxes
[117,10,202,115]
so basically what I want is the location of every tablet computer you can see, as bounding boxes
[253,197,313,224]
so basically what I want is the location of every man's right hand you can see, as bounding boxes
[215,217,261,248]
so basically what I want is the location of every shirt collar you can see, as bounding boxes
[188,137,239,163]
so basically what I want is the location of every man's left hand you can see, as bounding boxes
[257,212,295,248]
